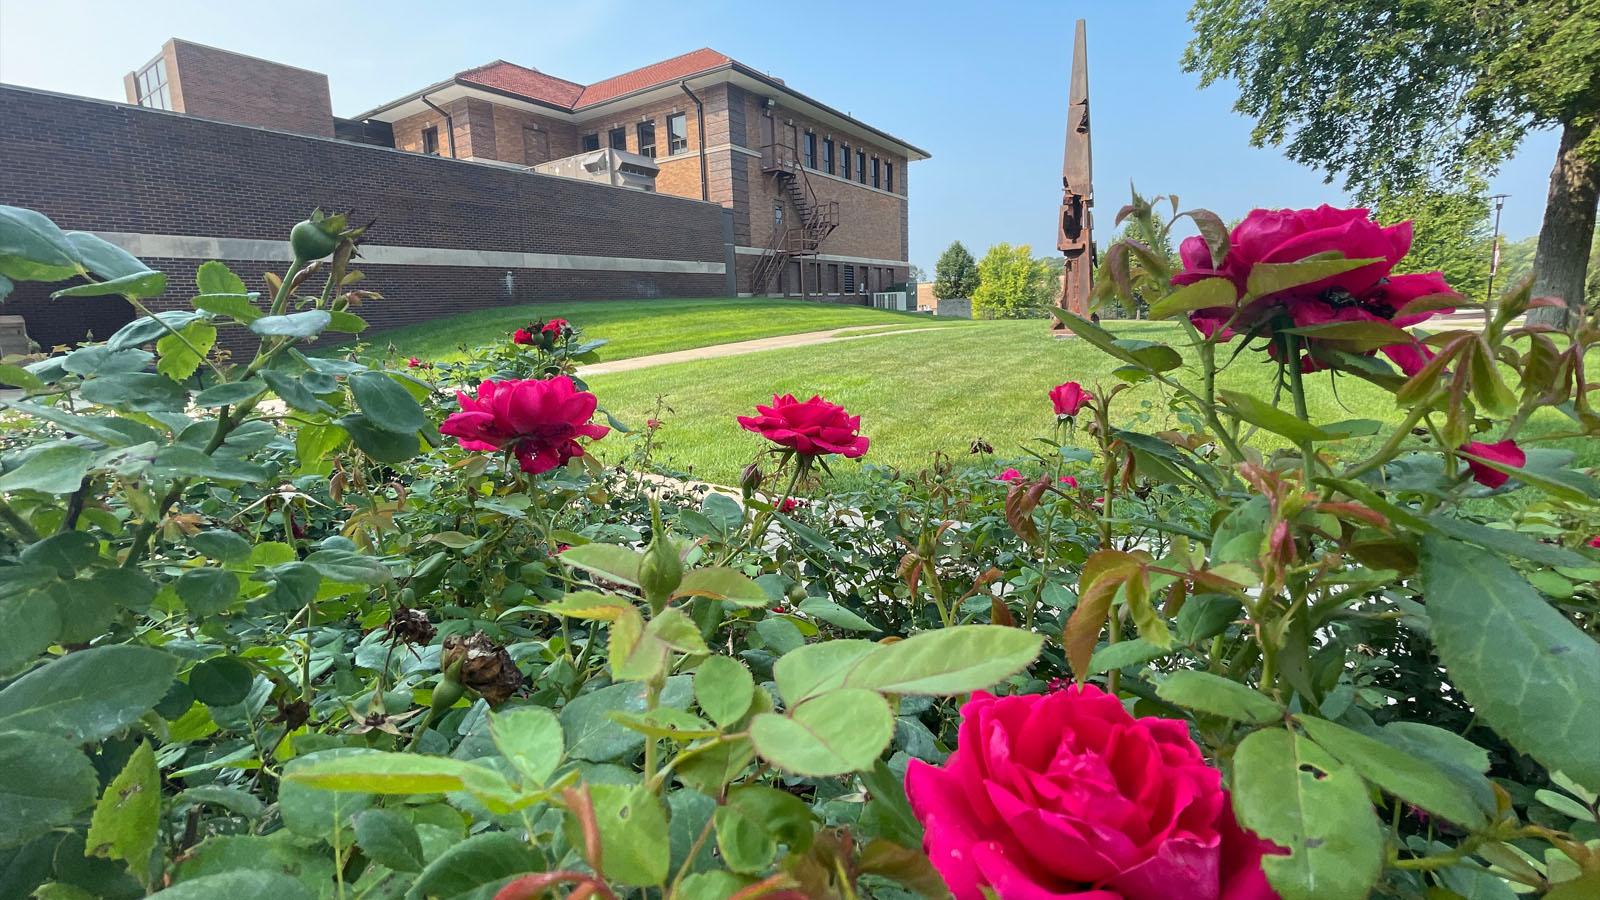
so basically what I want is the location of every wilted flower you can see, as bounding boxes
[385,607,436,646]
[439,376,609,474]
[440,631,522,705]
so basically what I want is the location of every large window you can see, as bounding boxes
[856,149,867,184]
[841,145,852,180]
[581,132,600,151]
[636,120,656,158]
[134,57,171,110]
[803,131,817,168]
[871,157,881,188]
[886,161,894,192]
[609,127,628,151]
[422,126,440,156]
[667,113,689,153]
[822,138,835,175]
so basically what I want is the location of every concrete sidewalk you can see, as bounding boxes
[576,324,945,376]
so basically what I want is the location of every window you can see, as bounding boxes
[667,113,689,153]
[802,131,817,168]
[636,120,656,158]
[581,132,600,151]
[609,127,628,150]
[856,149,867,184]
[822,138,834,175]
[886,161,894,192]
[133,57,171,110]
[842,264,855,293]
[827,263,840,293]
[421,126,440,156]
[871,157,881,188]
[841,145,851,180]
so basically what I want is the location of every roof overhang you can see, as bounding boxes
[354,64,929,162]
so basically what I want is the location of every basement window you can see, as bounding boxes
[636,120,656,158]
[667,113,688,153]
[134,56,171,110]
[582,132,600,151]
[422,126,440,156]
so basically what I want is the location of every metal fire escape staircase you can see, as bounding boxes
[750,142,839,295]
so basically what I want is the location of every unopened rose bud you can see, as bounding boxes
[739,463,764,497]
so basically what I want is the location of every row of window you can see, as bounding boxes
[802,131,894,192]
[783,261,898,295]
[581,112,688,157]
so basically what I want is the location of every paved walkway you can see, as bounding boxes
[576,324,944,376]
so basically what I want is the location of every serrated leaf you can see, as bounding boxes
[674,567,767,606]
[1156,670,1284,724]
[1149,277,1237,319]
[489,707,563,787]
[694,655,755,728]
[560,544,644,588]
[0,645,178,743]
[250,310,330,339]
[85,741,160,880]
[1297,715,1487,828]
[0,444,94,494]
[156,320,217,381]
[751,688,893,777]
[1245,255,1383,299]
[843,625,1042,695]
[0,730,98,850]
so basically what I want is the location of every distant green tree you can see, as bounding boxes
[1372,181,1492,302]
[1185,0,1600,324]
[933,241,980,299]
[1495,232,1599,308]
[972,243,1050,319]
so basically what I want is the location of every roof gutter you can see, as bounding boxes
[679,81,710,202]
[419,93,456,158]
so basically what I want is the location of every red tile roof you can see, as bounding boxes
[457,60,584,108]
[452,49,731,111]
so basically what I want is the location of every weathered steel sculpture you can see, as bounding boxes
[1054,19,1095,329]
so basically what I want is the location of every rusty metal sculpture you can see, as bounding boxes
[1054,19,1095,329]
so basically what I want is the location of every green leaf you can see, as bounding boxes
[0,204,82,282]
[582,784,670,886]
[250,310,331,339]
[79,372,188,412]
[261,370,334,414]
[694,655,755,728]
[188,529,252,564]
[1217,389,1336,443]
[353,808,423,873]
[1233,728,1383,900]
[195,260,247,296]
[66,232,146,280]
[1111,338,1183,372]
[489,707,563,787]
[303,548,390,584]
[1297,715,1486,828]
[327,311,368,333]
[85,741,160,880]
[0,731,98,850]
[0,401,160,447]
[560,544,644,588]
[0,444,94,494]
[750,688,894,777]
[843,625,1043,696]
[148,871,314,900]
[175,785,265,819]
[53,270,167,300]
[797,597,878,632]
[1148,276,1237,319]
[1422,537,1600,788]
[188,657,254,706]
[156,321,217,381]
[1424,515,1591,568]
[1282,319,1414,351]
[284,750,517,803]
[0,591,61,676]
[0,645,178,742]
[1156,670,1284,724]
[409,831,537,900]
[1245,255,1383,299]
[175,568,240,617]
[192,293,263,322]
[0,363,44,391]
[675,567,768,606]
[772,640,880,704]
[714,805,774,875]
[349,371,426,435]
[193,379,267,408]
[337,414,420,464]
[561,676,693,762]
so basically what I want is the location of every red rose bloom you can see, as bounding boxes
[1051,381,1093,417]
[1174,206,1456,375]
[778,497,802,514]
[1459,439,1525,489]
[542,318,569,335]
[1587,535,1600,549]
[737,394,869,459]
[439,376,609,474]
[1059,475,1079,488]
[512,328,535,345]
[407,357,423,368]
[906,687,1281,900]
[998,468,1024,483]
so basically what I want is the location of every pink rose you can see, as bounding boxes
[737,394,869,459]
[997,468,1023,483]
[1587,535,1600,549]
[1059,475,1079,488]
[439,376,609,474]
[1051,382,1093,418]
[512,328,535,345]
[1459,439,1525,489]
[906,687,1281,900]
[407,357,423,368]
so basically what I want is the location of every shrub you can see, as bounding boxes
[970,241,1050,318]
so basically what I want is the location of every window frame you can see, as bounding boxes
[856,149,867,184]
[871,156,881,189]
[802,131,817,169]
[608,126,628,151]
[421,125,440,156]
[636,120,656,158]
[822,138,835,175]
[886,161,894,193]
[841,145,852,180]
[134,56,171,110]
[666,113,689,153]
[581,132,601,152]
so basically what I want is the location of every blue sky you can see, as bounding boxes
[0,0,1558,273]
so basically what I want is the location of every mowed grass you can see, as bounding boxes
[587,319,1600,485]
[332,298,964,364]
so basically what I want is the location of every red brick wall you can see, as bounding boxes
[0,86,730,352]
[143,39,336,138]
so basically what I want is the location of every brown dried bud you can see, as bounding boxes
[969,439,994,455]
[272,699,310,730]
[440,632,522,706]
[386,607,436,646]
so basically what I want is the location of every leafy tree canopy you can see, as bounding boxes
[933,241,980,299]
[971,243,1051,319]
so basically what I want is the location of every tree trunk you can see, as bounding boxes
[1526,119,1599,326]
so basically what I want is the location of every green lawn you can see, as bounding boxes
[334,298,962,364]
[587,319,1598,485]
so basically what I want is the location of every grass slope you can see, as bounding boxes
[588,319,1598,485]
[335,298,961,364]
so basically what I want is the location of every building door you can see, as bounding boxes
[522,127,548,165]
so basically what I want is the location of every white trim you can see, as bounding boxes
[93,231,725,275]
[733,246,909,267]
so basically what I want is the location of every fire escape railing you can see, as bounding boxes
[750,142,840,295]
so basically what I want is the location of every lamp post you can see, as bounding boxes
[1486,193,1509,304]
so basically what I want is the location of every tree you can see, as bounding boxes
[1185,0,1600,324]
[1372,180,1492,302]
[933,241,980,299]
[971,243,1051,319]
[908,264,926,283]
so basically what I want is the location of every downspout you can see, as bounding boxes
[420,94,457,158]
[679,81,709,201]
